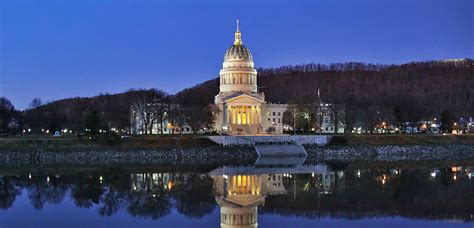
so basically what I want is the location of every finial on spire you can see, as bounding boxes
[234,19,242,45]
[236,19,240,33]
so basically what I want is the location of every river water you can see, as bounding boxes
[0,160,473,227]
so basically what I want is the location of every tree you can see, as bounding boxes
[329,104,345,134]
[0,176,21,209]
[25,98,45,134]
[440,110,455,133]
[85,110,102,137]
[131,91,158,134]
[127,192,171,220]
[175,87,214,135]
[150,91,169,135]
[98,187,126,217]
[171,174,215,218]
[282,108,295,134]
[0,97,15,135]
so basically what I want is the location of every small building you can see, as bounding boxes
[320,103,345,134]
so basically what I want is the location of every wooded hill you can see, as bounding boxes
[178,59,473,120]
[1,59,472,135]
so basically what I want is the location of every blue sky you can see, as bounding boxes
[1,0,472,109]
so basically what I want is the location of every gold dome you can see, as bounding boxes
[224,20,253,62]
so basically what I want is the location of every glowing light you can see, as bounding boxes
[28,173,32,179]
[453,175,457,181]
[46,176,50,182]
[357,170,361,177]
[431,172,437,178]
[167,181,174,190]
[382,179,386,185]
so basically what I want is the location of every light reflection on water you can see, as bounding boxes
[0,162,473,227]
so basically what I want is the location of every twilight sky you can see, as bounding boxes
[1,0,472,109]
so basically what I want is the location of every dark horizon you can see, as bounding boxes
[1,0,472,109]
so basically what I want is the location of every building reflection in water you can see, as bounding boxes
[130,173,174,193]
[209,159,339,228]
[0,163,472,226]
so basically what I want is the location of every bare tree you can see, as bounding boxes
[0,97,15,135]
[131,93,155,135]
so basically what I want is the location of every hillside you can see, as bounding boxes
[177,59,474,119]
[3,59,472,134]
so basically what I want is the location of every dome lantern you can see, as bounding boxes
[234,19,242,45]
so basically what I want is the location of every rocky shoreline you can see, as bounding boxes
[305,145,474,163]
[0,147,257,166]
[0,144,473,167]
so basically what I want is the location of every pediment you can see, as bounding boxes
[225,94,264,104]
[226,195,265,207]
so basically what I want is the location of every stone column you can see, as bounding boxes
[247,176,251,193]
[232,106,236,124]
[223,103,227,125]
[246,106,250,125]
[255,105,262,124]
[252,106,255,124]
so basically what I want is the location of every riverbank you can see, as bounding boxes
[0,135,473,167]
[0,137,257,166]
[0,138,473,167]
[327,134,474,145]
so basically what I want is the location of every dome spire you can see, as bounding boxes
[234,19,242,45]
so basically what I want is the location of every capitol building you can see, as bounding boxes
[214,21,288,135]
[130,21,351,136]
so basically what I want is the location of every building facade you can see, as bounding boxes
[214,21,287,135]
[319,103,345,134]
[130,104,194,135]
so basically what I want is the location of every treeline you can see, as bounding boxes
[0,87,214,136]
[261,168,472,221]
[257,61,389,75]
[177,59,474,133]
[0,173,216,219]
[0,90,157,136]
[0,59,472,135]
[261,59,473,133]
